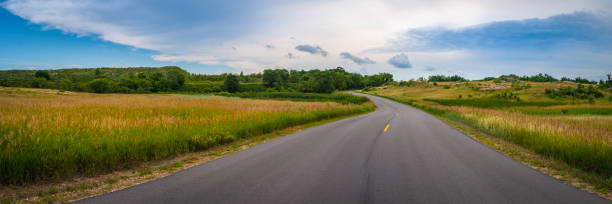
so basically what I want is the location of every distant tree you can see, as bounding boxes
[262,69,289,90]
[262,69,276,88]
[312,72,335,93]
[137,72,147,79]
[35,70,50,80]
[58,79,73,91]
[89,78,114,93]
[166,70,185,90]
[223,74,240,93]
[482,77,496,81]
[428,75,467,82]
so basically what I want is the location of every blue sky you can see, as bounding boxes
[1,0,611,80]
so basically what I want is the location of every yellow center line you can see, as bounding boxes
[384,123,390,132]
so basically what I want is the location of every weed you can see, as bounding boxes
[47,187,58,195]
[106,177,119,185]
[139,169,153,176]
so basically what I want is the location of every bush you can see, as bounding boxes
[221,92,369,104]
[89,78,116,93]
[546,85,603,99]
[34,70,50,80]
[223,74,240,93]
[428,75,467,82]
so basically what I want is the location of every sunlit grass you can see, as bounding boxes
[366,82,612,178]
[0,89,374,184]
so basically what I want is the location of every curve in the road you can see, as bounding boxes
[75,93,609,204]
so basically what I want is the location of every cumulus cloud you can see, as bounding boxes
[389,12,612,52]
[287,53,295,59]
[339,52,375,65]
[2,0,611,78]
[388,53,412,68]
[295,44,328,56]
[151,54,219,65]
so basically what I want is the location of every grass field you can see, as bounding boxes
[365,81,612,181]
[0,87,374,184]
[217,92,369,104]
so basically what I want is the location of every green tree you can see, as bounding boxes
[58,79,73,91]
[313,72,335,93]
[223,74,240,93]
[34,70,50,80]
[89,78,115,93]
[263,69,289,90]
[166,70,185,90]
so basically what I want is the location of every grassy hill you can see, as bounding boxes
[364,80,612,193]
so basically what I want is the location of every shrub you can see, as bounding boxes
[223,74,240,93]
[221,92,369,104]
[34,70,50,80]
[89,78,115,93]
[546,85,603,99]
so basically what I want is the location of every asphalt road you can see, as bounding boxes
[76,93,609,204]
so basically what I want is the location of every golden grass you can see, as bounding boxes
[0,88,373,184]
[366,82,612,177]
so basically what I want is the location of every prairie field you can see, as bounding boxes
[365,81,612,179]
[0,88,373,184]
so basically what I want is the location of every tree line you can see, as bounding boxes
[257,67,393,93]
[0,67,186,93]
[0,66,395,94]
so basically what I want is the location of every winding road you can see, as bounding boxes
[76,93,608,203]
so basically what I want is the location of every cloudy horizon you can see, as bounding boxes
[1,0,611,80]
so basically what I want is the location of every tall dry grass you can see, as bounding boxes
[454,107,612,177]
[0,91,373,184]
[368,84,612,178]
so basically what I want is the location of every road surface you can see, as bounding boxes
[76,93,608,204]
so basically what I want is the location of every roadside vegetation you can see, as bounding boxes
[0,87,374,185]
[364,73,612,193]
[0,66,393,94]
[0,66,384,186]
[215,92,369,104]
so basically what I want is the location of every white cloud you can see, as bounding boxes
[3,0,611,78]
[151,54,219,65]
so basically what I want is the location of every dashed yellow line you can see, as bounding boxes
[384,124,390,132]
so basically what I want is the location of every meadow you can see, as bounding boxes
[217,92,370,104]
[0,88,374,184]
[365,81,612,180]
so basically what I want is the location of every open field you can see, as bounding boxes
[364,81,612,189]
[0,87,374,185]
[217,91,370,104]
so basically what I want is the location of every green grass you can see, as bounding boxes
[381,93,612,180]
[366,83,612,181]
[425,98,566,108]
[0,91,374,184]
[219,92,370,104]
[512,108,612,115]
